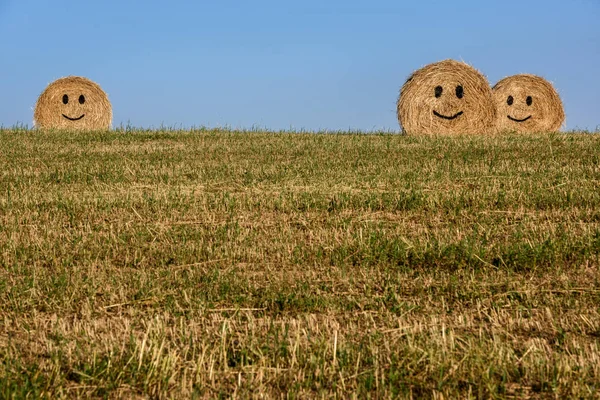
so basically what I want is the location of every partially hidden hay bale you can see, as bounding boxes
[34,76,112,130]
[397,59,496,135]
[492,74,565,133]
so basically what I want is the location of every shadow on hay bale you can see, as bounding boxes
[397,59,496,135]
[492,74,565,133]
[34,76,112,130]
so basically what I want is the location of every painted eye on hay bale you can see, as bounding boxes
[397,59,496,135]
[34,76,112,131]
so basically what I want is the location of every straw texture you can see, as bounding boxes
[34,76,112,130]
[397,60,497,135]
[492,74,565,133]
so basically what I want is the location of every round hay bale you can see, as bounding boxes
[397,59,496,135]
[492,74,564,133]
[34,76,112,130]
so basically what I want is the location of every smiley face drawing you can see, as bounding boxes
[492,74,565,133]
[34,76,112,130]
[397,60,497,135]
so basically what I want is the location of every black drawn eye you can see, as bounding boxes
[434,86,443,98]
[526,96,533,106]
[62,94,69,104]
[79,95,85,104]
[507,96,514,106]
[455,85,464,99]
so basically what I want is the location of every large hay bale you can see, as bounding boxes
[397,59,496,135]
[34,76,112,130]
[492,74,564,133]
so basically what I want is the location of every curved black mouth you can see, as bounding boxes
[62,114,85,121]
[433,110,463,120]
[507,115,531,123]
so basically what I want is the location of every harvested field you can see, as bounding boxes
[1,128,599,398]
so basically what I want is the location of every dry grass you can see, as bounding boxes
[397,60,497,135]
[34,76,112,130]
[493,74,565,133]
[1,128,600,398]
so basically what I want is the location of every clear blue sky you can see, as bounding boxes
[0,0,598,131]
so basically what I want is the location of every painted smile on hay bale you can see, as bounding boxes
[433,110,463,120]
[507,115,531,123]
[62,114,85,121]
[506,95,532,123]
[432,84,464,120]
[61,93,86,121]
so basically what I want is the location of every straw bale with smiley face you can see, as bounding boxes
[397,60,497,135]
[34,76,112,130]
[492,74,565,133]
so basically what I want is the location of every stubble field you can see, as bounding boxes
[1,128,599,398]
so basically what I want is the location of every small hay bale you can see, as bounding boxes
[397,59,497,135]
[34,76,112,130]
[492,74,565,133]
